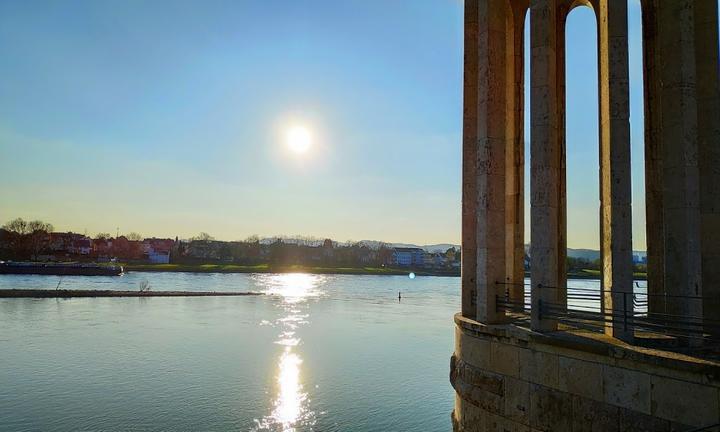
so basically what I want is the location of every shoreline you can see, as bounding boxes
[0,262,649,280]
[123,264,462,277]
[0,289,263,298]
[124,264,647,280]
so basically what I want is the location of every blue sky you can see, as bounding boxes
[0,1,669,248]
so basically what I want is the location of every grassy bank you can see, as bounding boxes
[122,263,646,279]
[562,269,647,281]
[123,263,433,276]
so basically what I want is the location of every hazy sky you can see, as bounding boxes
[0,1,661,249]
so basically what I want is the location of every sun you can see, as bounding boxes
[286,126,312,154]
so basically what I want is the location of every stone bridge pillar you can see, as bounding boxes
[462,0,526,323]
[598,0,633,341]
[642,0,720,337]
[530,0,563,332]
[695,0,720,335]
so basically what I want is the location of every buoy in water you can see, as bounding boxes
[408,272,416,279]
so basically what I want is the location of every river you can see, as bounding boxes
[0,272,632,431]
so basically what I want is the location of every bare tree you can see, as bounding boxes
[3,218,29,235]
[95,232,112,240]
[27,221,53,260]
[125,232,142,241]
[3,218,53,260]
[191,232,214,241]
[27,220,53,234]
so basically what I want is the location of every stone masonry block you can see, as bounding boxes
[651,376,720,426]
[558,357,603,402]
[571,395,620,432]
[602,365,651,415]
[518,349,559,389]
[504,376,531,425]
[457,329,491,370]
[529,384,572,432]
[486,410,531,432]
[618,407,671,432]
[490,340,520,378]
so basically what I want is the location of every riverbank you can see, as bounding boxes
[0,262,123,276]
[0,261,647,280]
[564,269,648,281]
[123,263,460,277]
[0,289,263,298]
[124,263,647,280]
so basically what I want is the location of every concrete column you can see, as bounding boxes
[474,0,517,323]
[641,0,666,318]
[530,0,561,332]
[556,6,567,314]
[657,1,703,328]
[463,0,521,324]
[598,0,634,341]
[695,0,720,334]
[462,0,480,320]
[506,1,529,306]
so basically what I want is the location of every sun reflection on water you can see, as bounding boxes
[253,273,326,432]
[263,273,323,302]
[273,349,306,431]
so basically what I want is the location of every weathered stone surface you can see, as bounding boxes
[485,410,530,432]
[618,407,671,432]
[490,340,520,378]
[451,355,504,396]
[529,384,572,432]
[451,355,505,415]
[518,349,559,389]
[453,321,720,431]
[558,357,603,402]
[457,328,491,370]
[602,365,651,414]
[651,375,720,426]
[454,395,486,432]
[504,377,530,425]
[571,395,620,432]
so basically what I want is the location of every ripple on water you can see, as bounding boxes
[252,273,328,431]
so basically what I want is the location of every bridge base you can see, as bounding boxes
[451,313,720,431]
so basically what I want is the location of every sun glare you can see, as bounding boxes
[286,126,312,154]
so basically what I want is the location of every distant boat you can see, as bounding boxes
[0,261,123,276]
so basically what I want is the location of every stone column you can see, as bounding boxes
[530,0,561,332]
[657,0,703,329]
[598,0,634,341]
[462,0,480,320]
[555,5,567,315]
[474,0,517,323]
[506,1,529,306]
[463,0,520,324]
[641,0,665,318]
[695,0,720,335]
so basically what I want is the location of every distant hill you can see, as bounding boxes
[417,243,460,253]
[256,237,646,259]
[566,248,647,261]
[359,240,459,253]
[257,237,460,252]
[567,248,600,261]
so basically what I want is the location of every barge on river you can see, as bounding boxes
[0,262,123,276]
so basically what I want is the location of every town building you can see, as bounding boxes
[392,247,425,267]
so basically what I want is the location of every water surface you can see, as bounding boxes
[0,273,457,432]
[0,273,631,431]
